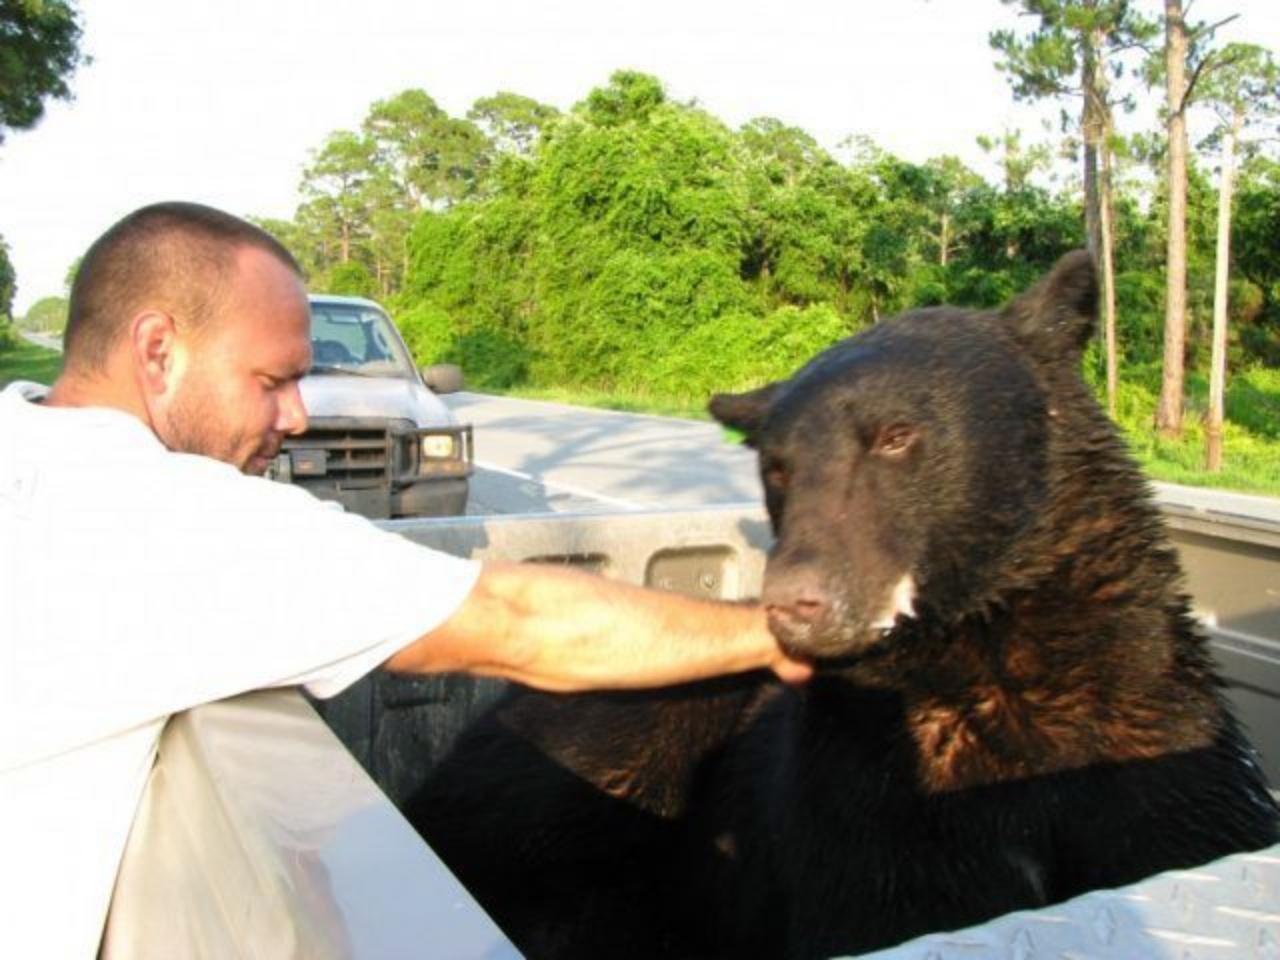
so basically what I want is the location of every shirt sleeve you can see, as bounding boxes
[3,444,480,760]
[143,458,483,704]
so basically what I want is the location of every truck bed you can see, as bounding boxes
[104,499,1280,958]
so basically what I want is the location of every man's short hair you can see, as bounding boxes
[64,201,304,372]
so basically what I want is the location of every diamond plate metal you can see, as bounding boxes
[858,845,1280,959]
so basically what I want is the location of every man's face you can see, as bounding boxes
[156,247,312,474]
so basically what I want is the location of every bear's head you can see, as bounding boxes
[710,251,1119,664]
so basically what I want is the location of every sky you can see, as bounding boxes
[2,0,1277,314]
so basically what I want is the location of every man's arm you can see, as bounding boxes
[383,561,812,691]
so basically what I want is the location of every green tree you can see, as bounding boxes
[468,91,560,156]
[921,155,992,269]
[326,260,377,299]
[18,295,67,332]
[1148,1,1242,438]
[853,144,943,318]
[370,90,500,292]
[0,235,14,347]
[364,88,490,209]
[1195,44,1280,470]
[0,235,13,315]
[63,255,80,291]
[1155,0,1192,437]
[0,0,85,143]
[977,128,1052,194]
[739,121,874,315]
[289,89,498,295]
[945,179,1084,305]
[1232,156,1280,361]
[401,188,542,389]
[529,73,751,387]
[364,182,415,295]
[249,217,314,275]
[579,70,666,126]
[364,88,444,209]
[398,71,878,398]
[299,130,378,265]
[991,0,1157,416]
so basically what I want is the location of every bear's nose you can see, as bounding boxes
[763,569,832,646]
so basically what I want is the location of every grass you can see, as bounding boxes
[1102,363,1280,496]
[0,337,62,388]
[497,376,1280,498]
[502,384,712,420]
[1118,418,1280,495]
[6,335,1274,496]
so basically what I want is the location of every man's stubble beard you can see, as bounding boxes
[162,373,260,473]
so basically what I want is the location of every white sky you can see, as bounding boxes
[1,0,1276,314]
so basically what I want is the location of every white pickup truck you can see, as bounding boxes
[267,295,473,519]
[100,500,1280,958]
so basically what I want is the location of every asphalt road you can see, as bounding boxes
[15,334,1276,526]
[447,392,763,516]
[449,392,1280,524]
[21,331,63,351]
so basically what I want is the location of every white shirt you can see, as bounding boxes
[0,381,481,958]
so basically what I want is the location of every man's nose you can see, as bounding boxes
[278,382,309,436]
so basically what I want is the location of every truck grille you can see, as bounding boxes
[282,420,392,488]
[270,417,474,490]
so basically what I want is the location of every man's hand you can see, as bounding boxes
[769,648,815,685]
[385,561,812,692]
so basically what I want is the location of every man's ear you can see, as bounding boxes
[129,311,181,397]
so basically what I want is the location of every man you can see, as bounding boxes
[0,202,809,957]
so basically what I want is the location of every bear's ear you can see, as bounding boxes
[708,383,781,447]
[1002,250,1098,364]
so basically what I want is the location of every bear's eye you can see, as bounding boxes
[762,457,790,492]
[873,424,917,459]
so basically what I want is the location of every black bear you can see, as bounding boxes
[406,252,1279,960]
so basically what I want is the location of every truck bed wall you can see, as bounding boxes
[322,501,1280,801]
[105,500,1280,958]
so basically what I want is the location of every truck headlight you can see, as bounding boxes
[400,426,471,479]
[420,435,456,459]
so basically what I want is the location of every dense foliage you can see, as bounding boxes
[16,294,67,333]
[374,73,1103,402]
[0,0,85,143]
[380,72,1271,400]
[0,234,14,319]
[0,336,62,385]
[0,235,16,348]
[265,63,1278,476]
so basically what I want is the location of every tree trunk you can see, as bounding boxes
[1157,0,1190,438]
[1100,139,1119,418]
[1081,37,1105,262]
[1082,12,1116,414]
[1205,111,1241,472]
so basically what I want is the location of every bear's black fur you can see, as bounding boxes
[406,252,1279,959]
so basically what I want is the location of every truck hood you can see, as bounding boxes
[300,375,457,427]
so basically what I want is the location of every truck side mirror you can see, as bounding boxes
[421,364,464,395]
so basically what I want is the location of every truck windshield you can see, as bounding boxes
[308,303,416,380]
